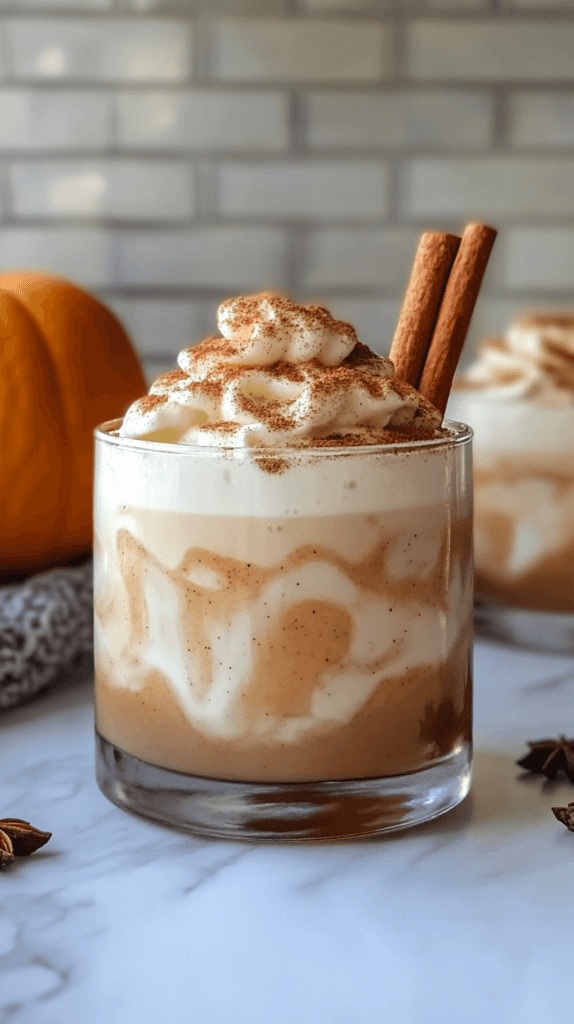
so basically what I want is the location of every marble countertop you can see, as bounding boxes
[1,639,573,1024]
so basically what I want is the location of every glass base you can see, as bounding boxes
[475,599,574,654]
[95,732,472,842]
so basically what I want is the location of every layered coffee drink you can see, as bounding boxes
[94,294,473,834]
[449,313,574,614]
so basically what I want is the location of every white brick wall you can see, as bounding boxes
[408,22,574,81]
[404,158,574,218]
[0,227,112,286]
[304,228,419,289]
[326,297,401,356]
[509,92,574,148]
[427,1,490,8]
[219,161,388,219]
[0,90,112,150]
[0,1,113,7]
[107,298,211,357]
[302,1,394,9]
[10,161,194,219]
[1,3,574,368]
[510,0,574,6]
[213,20,390,82]
[117,227,288,289]
[504,229,574,290]
[9,19,191,82]
[117,90,289,151]
[306,91,492,150]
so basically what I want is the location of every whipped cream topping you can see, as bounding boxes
[457,313,574,405]
[217,294,357,366]
[120,293,442,448]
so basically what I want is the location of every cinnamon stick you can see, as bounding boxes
[389,232,461,387]
[418,223,497,415]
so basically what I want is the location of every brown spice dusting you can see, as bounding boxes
[286,426,450,450]
[138,393,169,413]
[218,293,358,349]
[153,369,187,388]
[196,420,239,435]
[254,456,289,475]
[127,293,445,457]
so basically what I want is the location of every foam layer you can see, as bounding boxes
[95,423,471,520]
[447,392,574,469]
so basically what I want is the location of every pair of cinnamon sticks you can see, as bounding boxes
[389,223,497,415]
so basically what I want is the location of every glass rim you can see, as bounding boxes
[94,418,472,458]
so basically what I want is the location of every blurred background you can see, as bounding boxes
[0,0,573,380]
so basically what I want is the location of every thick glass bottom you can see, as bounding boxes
[95,732,472,842]
[475,598,574,654]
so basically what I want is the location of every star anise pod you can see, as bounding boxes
[0,818,52,868]
[552,802,574,832]
[0,830,15,868]
[516,736,574,784]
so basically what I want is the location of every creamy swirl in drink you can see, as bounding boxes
[95,295,472,782]
[449,313,574,612]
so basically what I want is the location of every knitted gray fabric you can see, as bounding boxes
[0,561,93,711]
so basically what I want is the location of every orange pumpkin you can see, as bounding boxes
[0,272,146,576]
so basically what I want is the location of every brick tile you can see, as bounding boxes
[125,0,287,10]
[504,228,574,289]
[317,296,401,356]
[117,90,289,151]
[408,21,574,80]
[0,227,112,286]
[117,227,288,289]
[510,0,574,6]
[404,157,574,218]
[10,160,193,220]
[219,161,388,220]
[106,298,211,357]
[427,0,489,7]
[307,90,491,150]
[0,89,111,150]
[304,228,419,289]
[510,92,574,148]
[213,19,390,82]
[302,0,395,8]
[9,160,193,220]
[9,18,190,83]
[0,0,112,6]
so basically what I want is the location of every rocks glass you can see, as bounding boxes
[94,420,473,841]
[451,388,574,653]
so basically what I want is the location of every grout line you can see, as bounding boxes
[492,84,509,151]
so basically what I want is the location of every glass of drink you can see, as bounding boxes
[449,312,574,652]
[94,420,473,841]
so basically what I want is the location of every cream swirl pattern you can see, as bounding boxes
[120,293,442,448]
